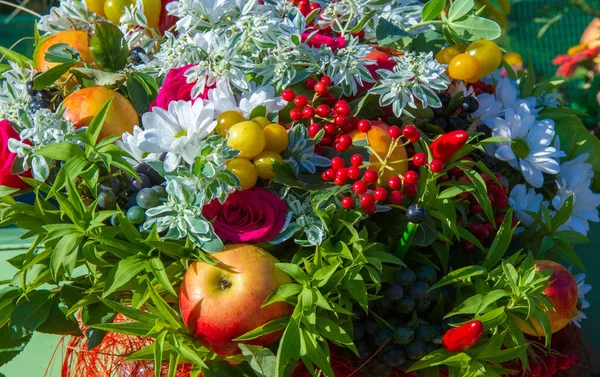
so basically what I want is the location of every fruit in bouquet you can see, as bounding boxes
[447,54,479,81]
[104,0,132,24]
[35,30,94,72]
[429,130,469,163]
[216,110,246,137]
[86,0,107,16]
[465,40,503,79]
[226,158,258,190]
[61,86,139,140]
[262,123,289,153]
[253,151,283,179]
[348,121,408,184]
[442,320,484,352]
[517,261,579,336]
[226,121,265,159]
[179,244,292,355]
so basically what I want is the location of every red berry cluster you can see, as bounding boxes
[321,125,424,214]
[469,81,494,96]
[504,353,579,377]
[291,0,321,16]
[438,164,514,253]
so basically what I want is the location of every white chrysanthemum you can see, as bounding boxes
[206,81,285,117]
[508,184,545,227]
[491,107,564,188]
[474,77,539,127]
[117,126,160,164]
[571,272,592,327]
[552,179,600,236]
[137,100,216,171]
[557,154,594,191]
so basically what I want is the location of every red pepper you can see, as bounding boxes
[429,130,469,163]
[442,320,484,352]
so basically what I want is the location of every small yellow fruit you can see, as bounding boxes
[465,39,503,79]
[227,121,266,159]
[448,54,480,81]
[435,46,463,65]
[253,151,283,179]
[86,0,107,16]
[251,116,271,128]
[226,158,258,190]
[216,110,246,137]
[262,124,289,154]
[104,0,132,24]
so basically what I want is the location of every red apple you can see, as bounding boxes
[518,260,579,336]
[179,244,292,355]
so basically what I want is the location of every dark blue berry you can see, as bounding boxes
[126,206,146,225]
[110,214,120,226]
[406,341,427,361]
[462,96,479,113]
[356,340,371,359]
[380,346,406,368]
[374,328,393,347]
[35,90,53,101]
[146,167,164,185]
[364,320,380,335]
[129,173,150,192]
[353,324,365,341]
[100,178,122,195]
[392,326,414,346]
[384,284,404,301]
[394,296,415,314]
[98,190,117,209]
[396,268,416,286]
[406,204,426,224]
[130,47,147,65]
[416,324,437,343]
[136,188,159,209]
[26,81,36,96]
[409,281,430,302]
[416,265,437,285]
[152,185,167,199]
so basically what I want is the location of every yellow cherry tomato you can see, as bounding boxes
[104,0,132,24]
[86,0,107,16]
[227,121,266,159]
[251,116,271,128]
[216,110,246,137]
[262,124,289,154]
[448,54,480,81]
[227,158,258,190]
[466,39,502,78]
[453,44,467,53]
[143,0,161,28]
[435,46,463,65]
[253,151,283,180]
[503,52,523,68]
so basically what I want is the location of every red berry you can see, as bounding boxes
[448,166,463,177]
[404,171,419,185]
[336,168,348,183]
[334,115,347,126]
[497,185,509,197]
[353,180,368,195]
[469,202,482,215]
[540,372,553,377]
[338,134,352,149]
[350,154,363,166]
[334,177,345,185]
[282,89,295,101]
[309,2,321,11]
[388,126,401,139]
[321,172,329,181]
[362,203,376,214]
[390,190,404,204]
[341,196,354,209]
[314,81,329,95]
[357,119,371,132]
[294,95,308,107]
[483,221,495,234]
[335,103,351,116]
[373,187,388,201]
[487,193,496,206]
[413,153,427,167]
[335,142,348,152]
[546,356,558,372]
[569,354,579,366]
[335,100,348,107]
[494,213,506,227]
[316,104,331,117]
[438,174,450,183]
[403,183,417,197]
[348,117,359,128]
[487,182,500,195]
[304,77,317,90]
[303,106,315,119]
[324,123,338,135]
[360,193,375,207]
[308,124,322,138]
[469,222,485,235]
[320,135,332,146]
[388,176,402,190]
[320,75,332,86]
[463,241,476,253]
[408,131,421,143]
[290,108,303,121]
[347,165,361,179]
[496,196,509,208]
[529,363,542,377]
[363,169,378,183]
[324,93,337,105]
[430,159,445,173]
[298,2,310,15]
[558,356,571,371]
[331,156,345,169]
[324,168,336,180]
[402,125,418,139]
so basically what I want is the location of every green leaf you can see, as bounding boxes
[127,73,153,114]
[422,0,446,21]
[263,284,303,306]
[550,195,573,231]
[448,0,473,21]
[276,263,309,284]
[449,16,502,41]
[10,290,53,332]
[476,290,510,315]
[72,68,126,88]
[146,279,182,328]
[44,43,80,64]
[33,62,76,90]
[407,348,471,372]
[90,321,154,336]
[483,208,514,270]
[234,317,290,341]
[0,324,32,367]
[90,22,129,72]
[431,265,487,289]
[475,307,507,328]
[87,97,115,144]
[103,256,147,297]
[34,142,86,161]
[97,298,155,324]
[0,46,33,67]
[375,18,408,46]
[148,258,177,297]
[36,296,81,336]
[553,230,588,244]
[316,315,357,353]
[239,344,277,377]
[50,233,82,279]
[249,106,267,120]
[154,332,166,377]
[276,318,301,375]
[0,186,19,198]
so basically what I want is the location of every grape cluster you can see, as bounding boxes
[26,77,62,113]
[96,163,166,227]
[504,353,580,377]
[432,93,480,132]
[352,265,449,375]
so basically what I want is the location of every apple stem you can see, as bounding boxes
[220,279,232,290]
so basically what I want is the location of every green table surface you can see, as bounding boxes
[1,224,600,376]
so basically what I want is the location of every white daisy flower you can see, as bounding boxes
[557,154,594,191]
[508,184,545,227]
[137,100,217,172]
[570,272,592,327]
[206,81,285,118]
[552,178,600,236]
[117,126,161,164]
[491,107,565,188]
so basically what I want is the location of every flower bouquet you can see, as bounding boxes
[0,0,599,376]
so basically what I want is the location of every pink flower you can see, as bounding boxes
[301,32,345,50]
[151,64,215,110]
[0,120,30,189]
[202,188,288,244]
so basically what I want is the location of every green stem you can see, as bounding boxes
[395,222,419,259]
[405,20,445,32]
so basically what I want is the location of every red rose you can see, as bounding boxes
[151,64,216,110]
[0,119,30,189]
[202,188,288,244]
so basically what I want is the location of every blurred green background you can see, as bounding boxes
[1,0,600,375]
